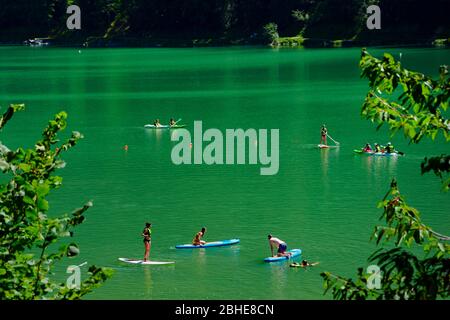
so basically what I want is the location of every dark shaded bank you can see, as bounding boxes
[0,0,448,48]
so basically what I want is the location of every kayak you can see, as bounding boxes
[175,238,240,249]
[118,258,174,265]
[264,249,302,262]
[354,149,401,156]
[144,124,187,129]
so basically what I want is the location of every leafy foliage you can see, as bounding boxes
[360,49,449,143]
[360,48,449,189]
[263,23,279,45]
[0,104,113,300]
[322,179,450,300]
[321,50,450,300]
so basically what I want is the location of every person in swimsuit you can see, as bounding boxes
[320,124,328,145]
[153,119,162,127]
[192,227,206,245]
[169,118,176,126]
[268,234,292,257]
[290,260,320,268]
[142,222,152,261]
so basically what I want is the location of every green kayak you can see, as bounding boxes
[354,149,402,156]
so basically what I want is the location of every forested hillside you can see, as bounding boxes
[0,0,448,46]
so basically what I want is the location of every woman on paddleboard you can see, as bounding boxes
[142,222,152,261]
[192,227,206,245]
[320,124,327,145]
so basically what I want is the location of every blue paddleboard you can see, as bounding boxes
[175,238,240,249]
[264,249,302,262]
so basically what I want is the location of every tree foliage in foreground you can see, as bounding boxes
[320,49,449,300]
[0,105,113,300]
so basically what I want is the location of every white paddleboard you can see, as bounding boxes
[118,258,175,265]
[318,144,338,149]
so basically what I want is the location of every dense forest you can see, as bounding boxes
[0,0,449,46]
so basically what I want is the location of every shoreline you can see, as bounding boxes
[2,36,448,49]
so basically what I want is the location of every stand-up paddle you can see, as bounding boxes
[327,134,340,145]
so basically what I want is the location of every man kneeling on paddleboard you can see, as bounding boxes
[268,234,292,257]
[192,227,207,245]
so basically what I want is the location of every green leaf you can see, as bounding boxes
[18,163,31,172]
[37,198,49,211]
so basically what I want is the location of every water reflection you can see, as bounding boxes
[143,266,153,296]
[364,154,398,178]
[320,148,329,176]
[144,127,165,143]
[268,262,288,299]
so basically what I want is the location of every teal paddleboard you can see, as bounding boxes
[176,239,240,249]
[264,249,302,262]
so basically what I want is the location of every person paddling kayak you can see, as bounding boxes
[142,222,152,261]
[362,143,372,152]
[385,142,396,154]
[374,143,382,153]
[320,124,328,146]
[192,227,207,245]
[268,234,292,257]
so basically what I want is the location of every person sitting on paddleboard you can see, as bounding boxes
[268,234,292,257]
[169,118,176,126]
[142,222,152,261]
[320,124,328,145]
[153,119,162,127]
[363,143,372,152]
[192,227,206,245]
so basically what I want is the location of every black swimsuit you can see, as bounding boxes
[143,228,151,243]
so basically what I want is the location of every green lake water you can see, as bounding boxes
[0,46,449,299]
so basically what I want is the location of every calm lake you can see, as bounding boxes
[1,46,449,299]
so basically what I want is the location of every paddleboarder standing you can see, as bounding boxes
[320,124,328,145]
[142,222,152,261]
